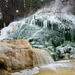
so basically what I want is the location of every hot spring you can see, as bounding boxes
[0,0,75,75]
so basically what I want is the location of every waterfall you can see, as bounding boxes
[0,0,74,75]
[33,50,54,67]
[0,0,75,60]
[11,59,75,75]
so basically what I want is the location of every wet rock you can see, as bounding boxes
[0,49,53,72]
[0,39,32,50]
[0,39,54,72]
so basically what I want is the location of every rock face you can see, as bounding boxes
[0,49,33,71]
[0,49,54,71]
[0,39,32,50]
[0,40,54,72]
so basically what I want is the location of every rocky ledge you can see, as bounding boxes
[0,40,53,72]
[0,39,32,50]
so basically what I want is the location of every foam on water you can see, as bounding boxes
[11,59,75,75]
[11,67,39,75]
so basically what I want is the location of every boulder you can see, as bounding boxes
[0,49,54,71]
[0,39,54,72]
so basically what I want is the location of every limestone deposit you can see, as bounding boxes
[0,49,54,71]
[0,40,54,72]
[0,39,32,50]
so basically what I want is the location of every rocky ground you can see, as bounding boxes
[0,39,53,73]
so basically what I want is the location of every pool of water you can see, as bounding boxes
[0,59,75,75]
[35,59,75,75]
[35,68,75,75]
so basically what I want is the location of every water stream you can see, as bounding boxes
[10,59,75,75]
[0,0,75,75]
[0,0,75,60]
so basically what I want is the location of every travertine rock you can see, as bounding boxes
[0,39,32,50]
[0,49,53,71]
[0,40,54,72]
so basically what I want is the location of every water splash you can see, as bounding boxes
[33,50,54,67]
[0,21,18,40]
[11,67,39,75]
[0,0,75,60]
[11,59,75,75]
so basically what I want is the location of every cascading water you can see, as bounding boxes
[0,0,75,75]
[11,59,75,75]
[0,0,75,60]
[33,50,54,67]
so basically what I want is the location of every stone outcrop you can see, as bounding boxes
[0,39,32,50]
[0,49,53,71]
[0,39,54,72]
[0,49,33,71]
